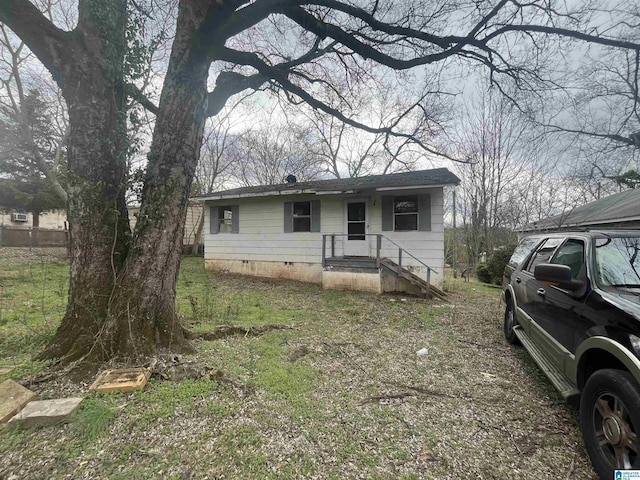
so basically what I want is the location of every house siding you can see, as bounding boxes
[204,188,445,287]
[204,194,342,264]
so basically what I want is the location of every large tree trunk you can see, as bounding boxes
[40,88,130,363]
[69,2,213,363]
[37,79,130,363]
[26,0,223,370]
[37,2,130,364]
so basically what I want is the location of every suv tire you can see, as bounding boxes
[580,369,640,478]
[503,299,520,345]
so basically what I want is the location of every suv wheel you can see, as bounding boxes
[580,369,640,477]
[503,299,520,345]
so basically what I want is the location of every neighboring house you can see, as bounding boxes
[1,205,204,250]
[196,168,460,297]
[518,188,640,234]
[128,202,204,251]
[0,210,67,229]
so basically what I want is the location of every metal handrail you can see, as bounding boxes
[377,234,437,274]
[321,233,436,296]
[321,233,437,274]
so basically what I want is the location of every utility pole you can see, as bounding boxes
[452,189,457,278]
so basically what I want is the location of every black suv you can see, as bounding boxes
[502,231,640,479]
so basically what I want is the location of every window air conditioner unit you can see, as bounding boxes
[12,213,28,222]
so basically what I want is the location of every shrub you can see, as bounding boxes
[486,245,517,285]
[476,263,492,283]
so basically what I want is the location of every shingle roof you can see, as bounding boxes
[518,188,640,232]
[195,168,460,200]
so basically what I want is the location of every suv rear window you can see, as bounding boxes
[526,237,564,273]
[508,236,542,268]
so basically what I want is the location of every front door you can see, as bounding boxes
[344,200,369,257]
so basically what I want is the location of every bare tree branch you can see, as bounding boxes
[0,0,72,85]
[486,24,640,52]
[217,45,461,160]
[126,83,159,116]
[542,123,636,147]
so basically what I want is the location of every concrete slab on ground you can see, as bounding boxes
[9,397,83,428]
[89,367,151,393]
[0,379,37,423]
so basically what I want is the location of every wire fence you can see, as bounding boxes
[0,246,69,266]
[0,247,70,360]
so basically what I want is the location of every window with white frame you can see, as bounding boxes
[292,201,311,232]
[393,196,418,231]
[219,206,233,233]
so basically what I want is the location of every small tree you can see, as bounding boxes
[0,90,66,223]
[0,178,64,226]
[0,24,68,203]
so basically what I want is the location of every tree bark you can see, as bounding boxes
[77,1,215,362]
[35,1,131,363]
[38,73,131,363]
[9,0,223,369]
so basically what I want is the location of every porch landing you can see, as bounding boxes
[324,256,379,271]
[323,256,446,300]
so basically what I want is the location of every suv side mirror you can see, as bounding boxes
[534,264,584,291]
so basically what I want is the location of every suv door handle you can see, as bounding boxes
[515,277,521,284]
[537,288,546,297]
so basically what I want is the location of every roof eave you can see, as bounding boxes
[197,189,316,201]
[517,214,640,232]
[375,183,455,191]
[199,183,454,201]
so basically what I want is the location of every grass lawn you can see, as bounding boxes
[0,250,596,479]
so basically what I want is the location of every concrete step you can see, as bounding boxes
[0,379,37,424]
[9,397,83,428]
[380,259,447,299]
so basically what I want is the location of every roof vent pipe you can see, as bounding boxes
[286,174,297,184]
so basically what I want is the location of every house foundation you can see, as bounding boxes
[205,258,436,297]
[204,259,323,284]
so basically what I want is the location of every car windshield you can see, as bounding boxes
[595,236,640,290]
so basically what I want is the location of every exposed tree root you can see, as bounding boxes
[195,324,293,341]
[383,381,454,397]
[147,355,253,395]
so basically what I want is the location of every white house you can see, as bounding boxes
[196,168,460,297]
